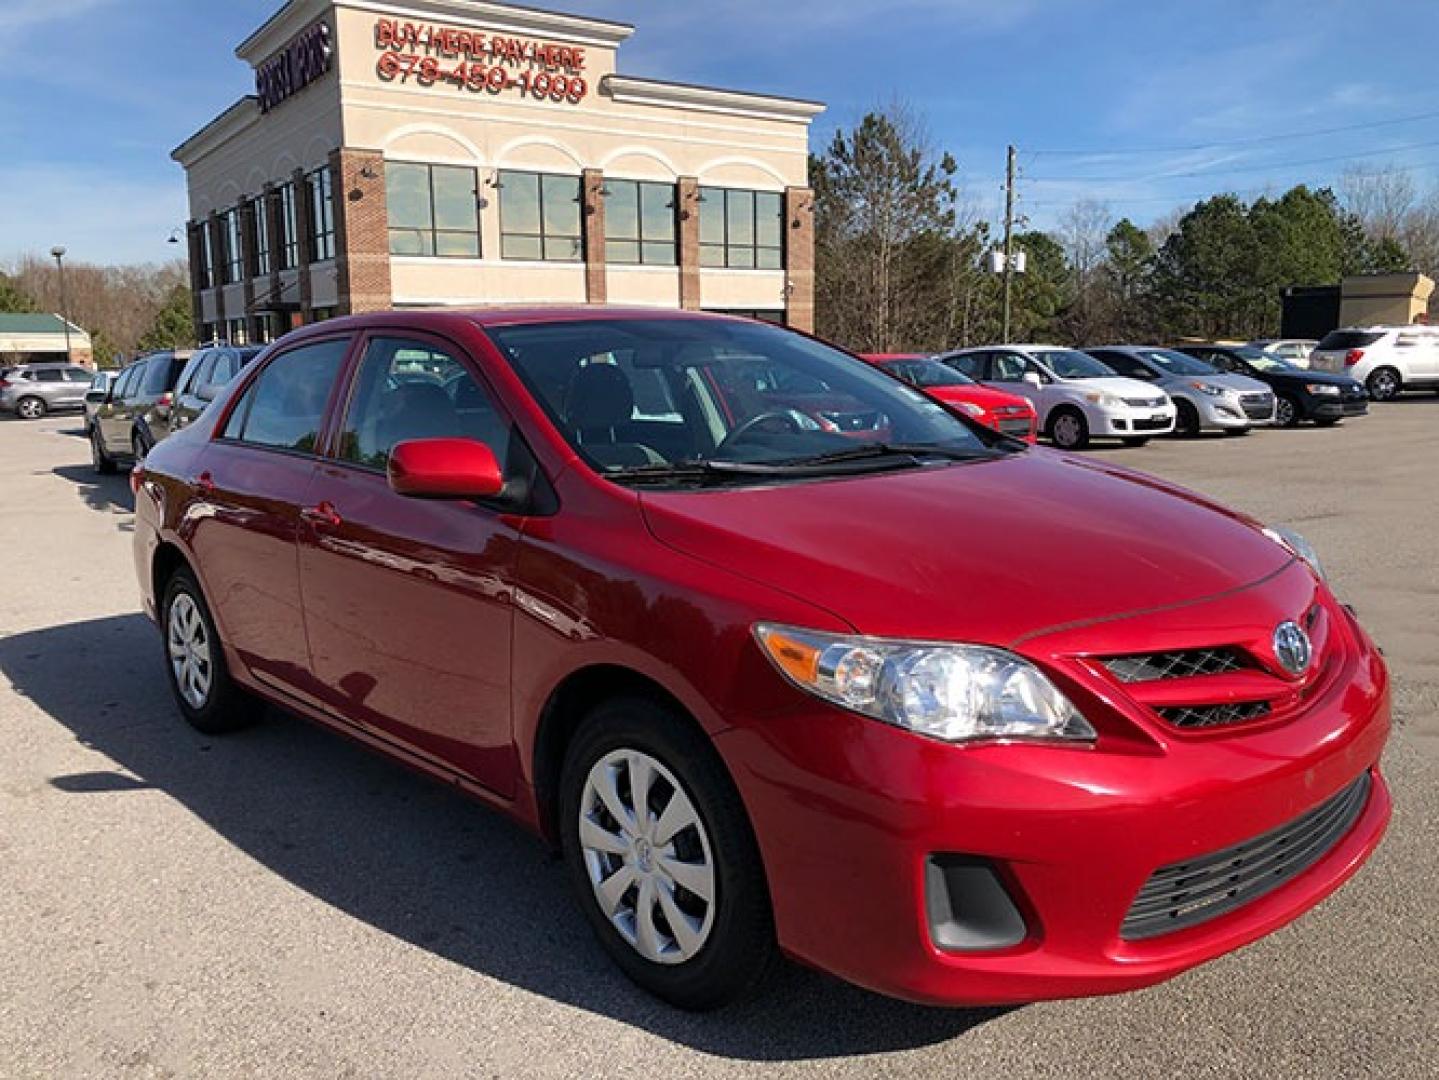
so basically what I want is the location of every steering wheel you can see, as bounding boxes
[717,409,809,453]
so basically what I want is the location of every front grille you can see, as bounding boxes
[1121,772,1372,940]
[1103,648,1248,683]
[1123,396,1166,408]
[1157,701,1272,729]
[1240,393,1274,419]
[1133,417,1172,431]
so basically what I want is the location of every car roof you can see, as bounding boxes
[287,306,763,333]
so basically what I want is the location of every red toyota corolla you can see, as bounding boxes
[132,309,1390,1010]
[861,353,1038,442]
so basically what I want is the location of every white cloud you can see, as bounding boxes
[0,0,114,32]
[0,164,186,267]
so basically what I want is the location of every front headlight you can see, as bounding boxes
[1305,383,1341,396]
[956,401,986,419]
[1189,381,1226,397]
[1084,392,1123,407]
[1263,525,1325,580]
[754,624,1096,744]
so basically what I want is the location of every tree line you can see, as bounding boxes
[813,106,1437,352]
[0,258,193,366]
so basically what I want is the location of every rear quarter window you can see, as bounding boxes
[1316,331,1384,350]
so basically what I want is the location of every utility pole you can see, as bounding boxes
[1001,145,1016,344]
[50,246,72,362]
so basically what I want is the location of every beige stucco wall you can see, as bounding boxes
[1339,273,1435,327]
[390,258,586,306]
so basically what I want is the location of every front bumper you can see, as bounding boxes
[1098,404,1176,437]
[1312,398,1369,419]
[716,588,1390,1006]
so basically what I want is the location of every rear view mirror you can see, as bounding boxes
[388,438,505,500]
[1022,372,1044,388]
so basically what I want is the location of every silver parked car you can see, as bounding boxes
[1086,346,1276,436]
[0,362,96,419]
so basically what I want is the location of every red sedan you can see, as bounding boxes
[861,353,1038,442]
[132,309,1389,1010]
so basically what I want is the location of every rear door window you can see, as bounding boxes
[64,368,93,383]
[140,355,176,395]
[221,338,350,453]
[35,369,65,383]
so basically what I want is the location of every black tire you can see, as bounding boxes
[1121,437,1150,447]
[1275,395,1302,428]
[16,396,46,420]
[1174,399,1202,438]
[1047,407,1090,451]
[1366,367,1402,402]
[90,427,118,475]
[160,567,255,735]
[560,696,775,1010]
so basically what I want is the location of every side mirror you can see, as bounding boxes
[388,438,504,500]
[1022,371,1044,388]
[84,389,109,404]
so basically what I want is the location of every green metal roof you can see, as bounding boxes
[0,314,85,335]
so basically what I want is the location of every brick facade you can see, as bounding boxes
[331,149,393,315]
[784,186,815,332]
[582,168,607,304]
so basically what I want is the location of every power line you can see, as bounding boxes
[1029,108,1439,156]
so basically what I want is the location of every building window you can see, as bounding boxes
[226,317,249,345]
[499,170,582,262]
[385,162,480,258]
[221,209,243,284]
[254,195,272,277]
[278,182,300,270]
[197,226,214,289]
[604,179,676,265]
[699,187,784,269]
[308,166,336,263]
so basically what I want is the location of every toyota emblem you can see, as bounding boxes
[1273,620,1312,676]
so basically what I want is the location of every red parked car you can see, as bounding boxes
[861,353,1038,442]
[133,309,1390,1010]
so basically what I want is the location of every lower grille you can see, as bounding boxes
[1240,393,1274,419]
[1121,772,1372,940]
[1133,417,1172,432]
[1123,397,1166,408]
[1158,701,1271,729]
[998,418,1033,436]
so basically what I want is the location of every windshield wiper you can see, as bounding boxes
[605,443,994,486]
[772,442,993,468]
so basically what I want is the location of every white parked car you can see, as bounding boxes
[1249,339,1316,368]
[1308,326,1439,400]
[940,345,1177,449]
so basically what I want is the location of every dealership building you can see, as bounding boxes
[172,0,825,344]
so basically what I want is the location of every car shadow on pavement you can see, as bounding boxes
[0,614,1009,1061]
[50,464,135,520]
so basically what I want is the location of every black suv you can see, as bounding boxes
[89,351,189,472]
[168,344,266,435]
[1176,344,1367,427]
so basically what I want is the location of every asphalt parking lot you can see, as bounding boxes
[1,408,1436,1079]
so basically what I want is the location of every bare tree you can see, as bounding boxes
[1341,165,1416,244]
[7,256,188,360]
[1059,199,1112,344]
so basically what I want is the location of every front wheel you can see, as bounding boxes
[1174,399,1201,438]
[560,697,775,1010]
[1275,395,1301,427]
[91,427,117,475]
[1048,408,1090,451]
[161,568,255,735]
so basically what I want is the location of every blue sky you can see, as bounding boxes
[3,0,1436,266]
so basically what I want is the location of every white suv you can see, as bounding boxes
[941,345,1176,449]
[1249,339,1317,368]
[1309,326,1439,400]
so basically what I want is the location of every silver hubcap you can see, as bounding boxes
[1372,373,1397,399]
[1053,415,1082,446]
[19,399,41,418]
[579,749,715,965]
[167,592,213,710]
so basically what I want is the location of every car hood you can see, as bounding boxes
[1055,376,1168,399]
[925,384,1033,412]
[1261,369,1360,389]
[1162,373,1269,394]
[639,449,1293,645]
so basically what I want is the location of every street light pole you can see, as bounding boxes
[50,246,73,362]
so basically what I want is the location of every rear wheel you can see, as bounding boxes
[161,567,254,735]
[1048,408,1090,451]
[1275,395,1301,428]
[560,696,775,1010]
[1366,367,1401,402]
[16,396,46,420]
[90,427,117,475]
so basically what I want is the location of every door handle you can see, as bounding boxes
[300,502,342,528]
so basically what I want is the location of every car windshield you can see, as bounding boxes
[884,358,975,388]
[1136,348,1216,376]
[1033,349,1116,379]
[1232,346,1297,372]
[485,318,1006,484]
